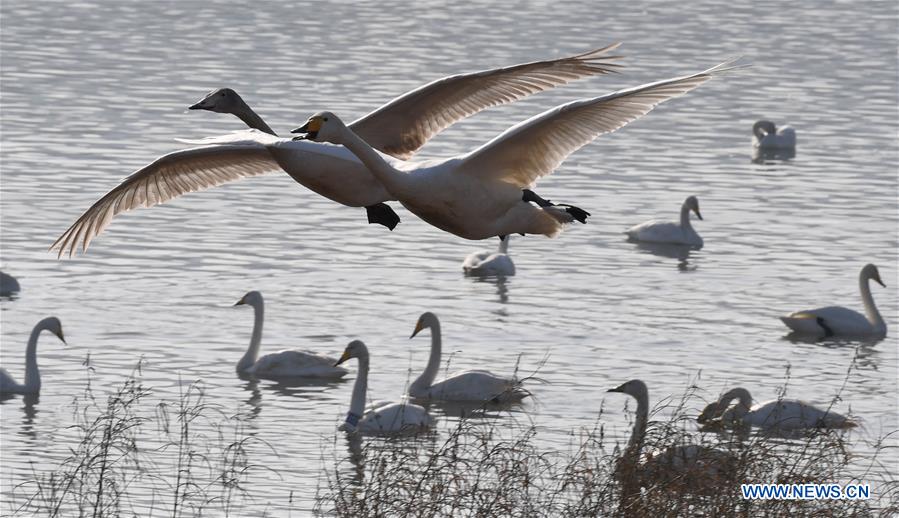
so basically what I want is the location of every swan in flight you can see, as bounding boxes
[752,120,796,150]
[780,263,887,339]
[462,236,516,276]
[51,45,624,257]
[607,380,736,488]
[697,387,857,431]
[233,291,348,379]
[334,340,434,435]
[0,317,66,395]
[293,60,738,241]
[625,195,703,247]
[408,312,527,402]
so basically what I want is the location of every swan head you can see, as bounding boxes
[862,263,885,288]
[752,120,777,139]
[189,88,243,114]
[335,339,368,366]
[43,317,66,344]
[684,195,703,220]
[697,400,726,424]
[410,312,439,339]
[291,111,346,143]
[234,290,263,307]
[607,379,648,400]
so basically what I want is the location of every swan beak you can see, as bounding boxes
[334,350,351,367]
[410,321,425,339]
[57,330,67,345]
[188,97,214,111]
[233,297,245,307]
[694,208,703,221]
[874,275,886,288]
[291,118,322,140]
[607,384,625,393]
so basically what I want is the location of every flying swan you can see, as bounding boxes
[625,195,704,247]
[334,340,434,435]
[0,317,66,395]
[780,263,887,339]
[292,61,739,241]
[51,45,624,257]
[233,291,348,379]
[408,312,527,402]
[462,235,516,276]
[697,387,857,431]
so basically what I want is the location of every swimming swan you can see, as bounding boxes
[625,195,703,247]
[697,387,857,431]
[334,340,434,435]
[0,317,65,395]
[233,291,348,379]
[780,263,887,339]
[408,312,527,402]
[0,271,20,297]
[608,380,736,486]
[752,120,796,150]
[52,46,623,256]
[293,61,737,240]
[462,236,515,276]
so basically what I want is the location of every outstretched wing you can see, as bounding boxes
[52,143,279,258]
[459,60,741,188]
[348,44,623,160]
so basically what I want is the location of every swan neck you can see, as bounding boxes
[349,354,370,417]
[679,203,693,230]
[724,388,752,410]
[24,321,46,391]
[627,390,649,455]
[859,273,884,330]
[411,320,442,393]
[237,301,264,372]
[337,126,404,190]
[235,100,276,136]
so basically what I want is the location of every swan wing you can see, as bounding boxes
[428,370,524,402]
[360,402,434,434]
[0,369,21,393]
[250,350,348,378]
[459,60,738,187]
[748,400,855,430]
[51,141,280,258]
[348,44,623,159]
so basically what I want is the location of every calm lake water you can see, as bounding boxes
[1,0,896,514]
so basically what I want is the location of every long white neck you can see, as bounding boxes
[410,318,442,394]
[335,125,406,192]
[237,300,264,373]
[349,352,370,418]
[24,319,53,391]
[679,202,694,231]
[233,99,276,136]
[859,273,885,332]
[627,387,649,456]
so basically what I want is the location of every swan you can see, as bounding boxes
[625,195,703,247]
[780,263,887,338]
[292,60,738,241]
[752,120,796,150]
[233,291,348,379]
[408,312,527,402]
[607,380,736,487]
[52,45,624,256]
[334,340,434,435]
[0,271,20,297]
[697,387,857,431]
[462,235,515,276]
[0,317,66,395]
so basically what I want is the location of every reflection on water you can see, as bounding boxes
[752,147,797,163]
[629,241,700,272]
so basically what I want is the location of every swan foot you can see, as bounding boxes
[365,203,400,230]
[521,189,553,207]
[557,203,591,224]
[499,235,506,241]
[522,190,590,223]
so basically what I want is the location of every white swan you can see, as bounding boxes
[697,387,857,431]
[233,291,348,379]
[752,120,796,150]
[0,317,66,395]
[780,263,887,338]
[334,340,434,435]
[0,271,20,297]
[408,312,527,402]
[462,236,515,277]
[293,61,737,241]
[607,380,736,485]
[625,195,703,247]
[52,46,624,256]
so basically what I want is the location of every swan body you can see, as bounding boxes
[0,317,66,395]
[626,195,703,247]
[698,387,856,431]
[0,271,20,296]
[335,340,434,435]
[233,291,347,379]
[752,120,796,150]
[780,263,887,338]
[408,312,527,403]
[294,60,736,240]
[462,236,515,276]
[53,46,624,256]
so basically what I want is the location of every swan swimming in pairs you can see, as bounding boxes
[408,312,527,402]
[51,46,624,256]
[233,291,348,379]
[293,61,739,241]
[462,236,515,277]
[625,195,703,247]
[334,340,434,435]
[780,263,887,339]
[697,387,857,431]
[0,317,66,395]
[752,120,796,150]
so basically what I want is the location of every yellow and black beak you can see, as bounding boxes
[607,383,626,394]
[57,328,67,345]
[410,320,425,339]
[693,206,703,221]
[233,296,246,307]
[291,117,322,140]
[874,276,886,288]
[334,350,352,367]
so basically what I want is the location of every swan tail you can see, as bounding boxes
[779,313,825,335]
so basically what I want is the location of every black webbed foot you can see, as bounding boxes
[499,235,507,241]
[365,203,400,230]
[557,203,591,224]
[521,189,553,207]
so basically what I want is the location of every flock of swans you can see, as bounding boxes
[0,43,888,485]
